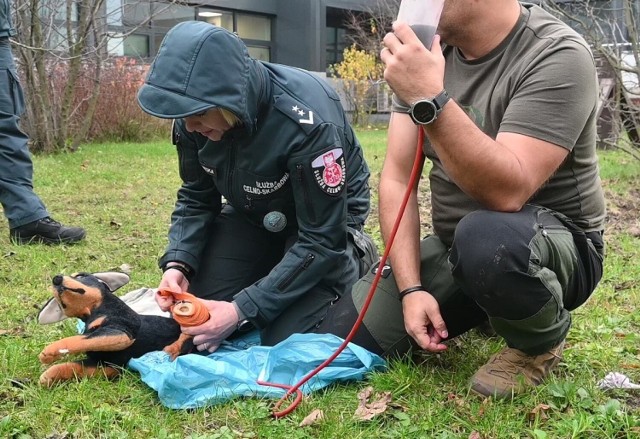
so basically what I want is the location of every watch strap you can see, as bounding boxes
[433,89,450,111]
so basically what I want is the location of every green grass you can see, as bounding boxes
[0,133,639,438]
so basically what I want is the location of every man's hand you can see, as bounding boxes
[381,22,445,105]
[402,291,448,352]
[180,300,239,353]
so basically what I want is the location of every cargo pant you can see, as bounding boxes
[315,204,605,357]
[0,38,48,228]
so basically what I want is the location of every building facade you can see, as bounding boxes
[107,0,379,73]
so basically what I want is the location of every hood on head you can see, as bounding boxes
[137,21,264,131]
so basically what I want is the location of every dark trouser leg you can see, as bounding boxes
[316,235,487,358]
[188,205,286,302]
[189,205,364,346]
[0,66,48,228]
[450,205,604,355]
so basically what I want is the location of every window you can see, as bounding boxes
[151,2,196,50]
[237,13,271,41]
[555,0,627,44]
[122,0,151,26]
[109,3,273,60]
[326,7,357,72]
[43,0,78,22]
[326,27,347,67]
[247,46,270,62]
[197,8,273,62]
[198,9,233,30]
[123,34,150,57]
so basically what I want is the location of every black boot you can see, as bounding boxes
[10,217,86,245]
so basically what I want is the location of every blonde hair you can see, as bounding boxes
[219,108,241,127]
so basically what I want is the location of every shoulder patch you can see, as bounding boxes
[311,148,345,196]
[274,95,324,134]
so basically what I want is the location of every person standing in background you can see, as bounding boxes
[0,0,85,245]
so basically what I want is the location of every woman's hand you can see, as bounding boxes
[156,269,190,311]
[180,300,240,353]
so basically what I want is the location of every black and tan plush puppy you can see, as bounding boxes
[37,271,193,387]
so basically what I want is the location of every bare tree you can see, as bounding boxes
[343,0,399,53]
[11,0,180,152]
[540,0,640,156]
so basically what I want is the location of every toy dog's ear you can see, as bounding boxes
[92,272,131,292]
[38,298,67,325]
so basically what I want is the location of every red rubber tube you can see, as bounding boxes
[259,127,427,418]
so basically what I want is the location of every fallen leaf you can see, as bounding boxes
[357,386,374,403]
[528,403,551,423]
[447,392,467,407]
[299,409,324,427]
[354,387,393,421]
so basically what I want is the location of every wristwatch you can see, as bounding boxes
[409,90,451,125]
[236,319,254,333]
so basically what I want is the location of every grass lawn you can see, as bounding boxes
[0,129,639,438]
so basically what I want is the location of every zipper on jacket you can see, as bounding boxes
[296,164,316,223]
[226,143,236,206]
[277,253,315,290]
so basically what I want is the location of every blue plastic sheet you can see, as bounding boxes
[128,332,386,409]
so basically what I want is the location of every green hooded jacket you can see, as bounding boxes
[138,22,371,327]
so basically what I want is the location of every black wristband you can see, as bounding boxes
[398,285,426,301]
[162,263,193,282]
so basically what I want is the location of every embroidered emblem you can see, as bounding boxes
[311,148,345,195]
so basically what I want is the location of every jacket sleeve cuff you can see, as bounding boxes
[233,291,268,329]
[158,250,200,276]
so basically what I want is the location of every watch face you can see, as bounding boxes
[237,319,254,333]
[412,100,437,124]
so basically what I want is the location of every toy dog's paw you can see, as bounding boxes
[39,362,121,387]
[163,343,182,361]
[163,332,194,361]
[39,346,69,364]
[39,367,65,387]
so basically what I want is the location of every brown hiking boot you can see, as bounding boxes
[470,341,565,399]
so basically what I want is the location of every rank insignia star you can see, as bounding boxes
[291,104,314,125]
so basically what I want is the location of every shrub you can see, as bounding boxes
[20,57,170,149]
[89,58,170,143]
[330,45,384,126]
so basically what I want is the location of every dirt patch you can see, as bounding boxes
[625,393,640,411]
[603,187,640,236]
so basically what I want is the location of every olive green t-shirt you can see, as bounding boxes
[393,3,606,246]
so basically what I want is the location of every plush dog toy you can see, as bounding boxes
[37,271,194,387]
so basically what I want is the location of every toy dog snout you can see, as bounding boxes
[52,275,63,287]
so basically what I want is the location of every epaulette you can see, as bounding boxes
[273,94,323,135]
